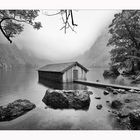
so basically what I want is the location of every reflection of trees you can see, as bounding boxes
[0,68,36,94]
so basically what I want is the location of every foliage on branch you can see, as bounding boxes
[0,10,42,43]
[108,10,140,72]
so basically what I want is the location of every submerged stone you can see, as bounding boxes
[106,87,127,95]
[129,110,140,129]
[118,108,130,118]
[124,99,132,103]
[0,99,36,122]
[116,89,127,94]
[87,91,93,95]
[111,100,123,109]
[96,104,102,110]
[42,89,91,110]
[112,110,118,115]
[95,97,101,100]
[106,87,114,92]
[113,90,119,95]
[109,94,140,129]
[129,89,139,93]
[103,90,110,95]
[106,101,110,103]
[103,69,120,78]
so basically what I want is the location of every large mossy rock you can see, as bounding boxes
[0,99,36,122]
[103,70,120,78]
[42,90,91,110]
[111,100,123,109]
[103,65,120,78]
[42,91,69,109]
[67,91,91,110]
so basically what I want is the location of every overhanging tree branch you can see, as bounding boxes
[0,18,12,43]
[0,10,42,44]
[0,25,12,43]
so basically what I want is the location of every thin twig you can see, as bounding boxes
[45,11,62,16]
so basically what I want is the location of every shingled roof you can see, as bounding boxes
[38,61,88,73]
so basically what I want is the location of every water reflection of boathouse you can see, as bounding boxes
[38,77,87,90]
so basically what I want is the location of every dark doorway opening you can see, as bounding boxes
[73,70,78,81]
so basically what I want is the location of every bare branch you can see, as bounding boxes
[70,10,78,26]
[44,11,62,16]
[44,10,77,33]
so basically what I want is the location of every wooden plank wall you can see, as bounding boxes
[38,71,63,83]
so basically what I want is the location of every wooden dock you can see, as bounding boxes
[74,80,140,91]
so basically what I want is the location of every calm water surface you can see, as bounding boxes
[0,67,139,130]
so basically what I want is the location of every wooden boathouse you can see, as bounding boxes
[38,62,88,83]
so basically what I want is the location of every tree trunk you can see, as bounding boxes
[0,20,12,43]
[136,61,140,71]
[131,61,135,74]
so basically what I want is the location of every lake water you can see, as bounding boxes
[0,67,139,130]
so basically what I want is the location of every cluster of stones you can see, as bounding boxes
[105,87,140,130]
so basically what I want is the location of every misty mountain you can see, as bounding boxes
[0,43,25,69]
[0,26,112,70]
[0,42,52,69]
[18,46,52,68]
[76,28,112,68]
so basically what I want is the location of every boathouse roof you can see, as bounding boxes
[38,61,88,73]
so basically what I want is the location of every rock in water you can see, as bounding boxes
[103,90,110,95]
[106,87,114,92]
[103,69,120,78]
[109,94,140,129]
[96,104,103,110]
[87,91,93,95]
[42,89,91,110]
[129,110,140,129]
[0,99,36,122]
[113,90,119,95]
[106,101,110,103]
[111,100,123,109]
[95,97,101,100]
[116,89,127,94]
[42,90,69,109]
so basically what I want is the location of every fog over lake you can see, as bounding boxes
[1,10,140,130]
[0,67,138,130]
[13,10,118,61]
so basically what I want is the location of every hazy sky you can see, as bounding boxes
[14,10,118,61]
